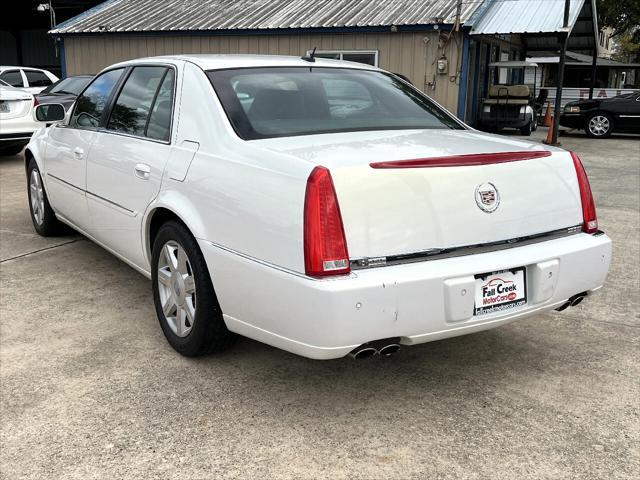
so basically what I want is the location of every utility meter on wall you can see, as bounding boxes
[437,55,448,75]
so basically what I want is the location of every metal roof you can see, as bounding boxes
[51,0,486,34]
[470,0,584,34]
[469,0,598,52]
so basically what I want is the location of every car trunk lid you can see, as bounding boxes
[255,129,583,260]
[0,86,33,120]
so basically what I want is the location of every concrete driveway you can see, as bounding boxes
[1,129,638,479]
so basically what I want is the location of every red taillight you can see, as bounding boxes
[304,166,350,277]
[33,96,39,107]
[571,152,598,234]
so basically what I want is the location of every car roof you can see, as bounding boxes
[0,66,49,72]
[107,54,381,72]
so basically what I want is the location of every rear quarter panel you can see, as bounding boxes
[151,62,313,273]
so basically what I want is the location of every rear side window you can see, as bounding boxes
[0,70,24,87]
[146,69,175,141]
[107,66,171,139]
[208,67,462,139]
[25,70,52,87]
[72,68,124,128]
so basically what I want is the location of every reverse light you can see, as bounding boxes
[570,152,598,234]
[304,166,350,277]
[565,106,580,113]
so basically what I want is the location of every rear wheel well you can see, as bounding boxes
[148,208,184,252]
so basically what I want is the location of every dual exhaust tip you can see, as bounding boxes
[349,339,401,359]
[555,292,588,312]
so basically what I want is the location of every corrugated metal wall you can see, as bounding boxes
[63,31,464,113]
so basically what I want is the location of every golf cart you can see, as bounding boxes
[478,60,547,136]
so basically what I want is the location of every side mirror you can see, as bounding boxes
[35,103,66,122]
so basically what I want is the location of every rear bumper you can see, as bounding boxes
[200,232,611,359]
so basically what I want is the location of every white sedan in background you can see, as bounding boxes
[0,85,42,155]
[26,55,611,359]
[0,66,59,94]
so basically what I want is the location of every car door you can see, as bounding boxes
[44,68,125,231]
[86,65,176,269]
[605,93,640,132]
[618,93,640,132]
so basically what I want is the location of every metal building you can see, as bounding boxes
[48,0,601,123]
[50,0,486,118]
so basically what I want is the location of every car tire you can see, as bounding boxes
[585,112,613,138]
[520,120,533,136]
[151,220,236,357]
[27,158,67,236]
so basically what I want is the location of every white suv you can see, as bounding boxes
[0,67,59,94]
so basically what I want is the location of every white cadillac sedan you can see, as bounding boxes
[26,55,611,359]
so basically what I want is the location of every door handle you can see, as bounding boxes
[73,147,84,159]
[134,163,151,180]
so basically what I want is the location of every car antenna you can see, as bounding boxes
[301,47,317,63]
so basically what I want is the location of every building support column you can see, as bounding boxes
[456,32,471,121]
[547,0,571,146]
[589,44,597,99]
[58,37,66,79]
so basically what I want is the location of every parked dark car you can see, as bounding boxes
[560,92,640,138]
[35,74,93,111]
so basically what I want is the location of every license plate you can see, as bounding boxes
[0,102,8,113]
[474,268,527,316]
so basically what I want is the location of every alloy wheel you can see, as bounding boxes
[588,115,610,136]
[157,240,197,337]
[29,169,45,226]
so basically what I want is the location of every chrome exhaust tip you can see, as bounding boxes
[349,347,378,359]
[556,292,588,311]
[378,344,400,357]
[570,293,586,307]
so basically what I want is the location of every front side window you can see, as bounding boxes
[0,70,24,88]
[71,68,124,128]
[25,70,52,87]
[208,67,462,140]
[107,66,173,140]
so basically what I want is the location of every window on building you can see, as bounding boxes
[307,50,379,67]
[0,70,24,87]
[24,70,52,88]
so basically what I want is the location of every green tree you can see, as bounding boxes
[612,32,640,62]
[598,0,640,39]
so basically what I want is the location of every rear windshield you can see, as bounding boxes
[207,67,463,139]
[47,76,92,95]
